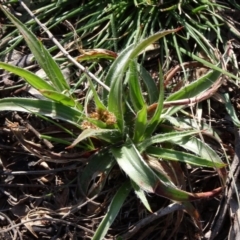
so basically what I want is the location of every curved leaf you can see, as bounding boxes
[106,28,182,88]
[147,147,226,168]
[144,62,164,137]
[111,139,222,202]
[0,62,55,91]
[180,47,240,81]
[138,130,198,152]
[112,140,159,193]
[128,60,145,111]
[76,48,117,61]
[1,6,69,92]
[106,28,182,132]
[139,65,159,104]
[0,98,82,126]
[222,93,240,127]
[39,89,76,107]
[67,128,120,149]
[92,181,131,240]
[165,67,219,102]
[173,136,223,164]
[164,116,222,142]
[131,180,152,213]
[133,105,148,142]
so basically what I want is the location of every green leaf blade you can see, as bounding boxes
[107,28,181,133]
[147,147,226,168]
[138,130,198,152]
[133,105,148,142]
[145,62,164,137]
[131,180,152,213]
[67,128,120,149]
[1,6,69,92]
[173,136,223,164]
[92,181,131,240]
[128,60,145,111]
[0,98,82,126]
[111,139,214,202]
[0,62,55,91]
[39,89,76,107]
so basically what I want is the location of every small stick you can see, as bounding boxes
[0,212,22,240]
[13,112,54,149]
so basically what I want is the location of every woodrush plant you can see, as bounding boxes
[0,5,235,239]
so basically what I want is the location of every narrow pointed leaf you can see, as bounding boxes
[106,28,182,88]
[77,48,117,62]
[147,147,226,168]
[222,93,240,127]
[87,76,106,110]
[112,140,222,201]
[180,47,240,81]
[0,62,55,91]
[133,105,148,142]
[107,28,182,132]
[173,136,223,164]
[1,6,69,92]
[165,116,222,142]
[111,141,159,193]
[145,62,164,137]
[139,65,159,104]
[165,67,220,102]
[131,180,152,213]
[92,181,131,240]
[39,89,76,107]
[138,130,198,152]
[67,128,119,149]
[128,60,145,111]
[0,98,82,126]
[108,76,124,132]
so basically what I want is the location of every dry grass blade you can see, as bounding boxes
[0,212,22,240]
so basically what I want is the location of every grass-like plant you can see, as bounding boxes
[0,1,236,68]
[0,4,237,239]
